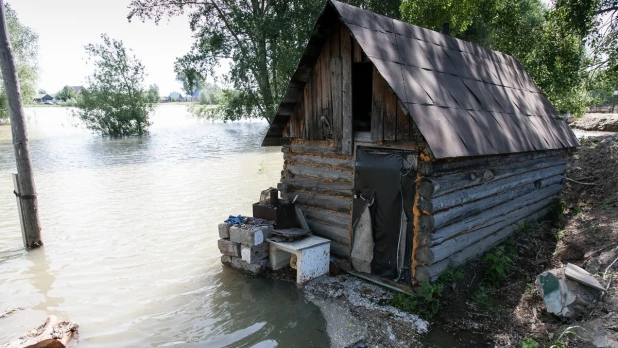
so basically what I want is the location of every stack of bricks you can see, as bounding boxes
[217,222,273,274]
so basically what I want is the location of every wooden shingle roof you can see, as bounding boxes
[263,0,579,158]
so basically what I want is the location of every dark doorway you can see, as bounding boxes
[351,149,416,282]
[352,63,373,132]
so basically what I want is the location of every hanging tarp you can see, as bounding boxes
[352,149,416,281]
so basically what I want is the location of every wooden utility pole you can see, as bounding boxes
[0,0,42,248]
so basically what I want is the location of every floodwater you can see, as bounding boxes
[0,106,329,347]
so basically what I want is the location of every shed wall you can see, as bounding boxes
[285,21,353,154]
[278,140,353,258]
[413,149,569,282]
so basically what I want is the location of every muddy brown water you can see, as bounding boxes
[0,106,328,347]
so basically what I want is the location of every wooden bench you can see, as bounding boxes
[267,235,330,283]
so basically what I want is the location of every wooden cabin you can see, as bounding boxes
[262,0,580,285]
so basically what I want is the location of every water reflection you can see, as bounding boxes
[0,106,329,347]
[28,248,64,312]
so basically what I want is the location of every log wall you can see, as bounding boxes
[278,140,353,258]
[413,149,569,282]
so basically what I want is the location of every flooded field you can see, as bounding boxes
[0,106,329,347]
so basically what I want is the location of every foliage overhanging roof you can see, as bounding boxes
[262,0,579,158]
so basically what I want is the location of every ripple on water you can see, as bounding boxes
[0,106,329,347]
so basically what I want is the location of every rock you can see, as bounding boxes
[230,225,272,246]
[221,255,232,264]
[217,239,241,257]
[579,314,618,347]
[218,223,231,239]
[586,248,618,274]
[536,268,602,318]
[241,243,269,263]
[230,257,267,274]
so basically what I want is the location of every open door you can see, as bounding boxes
[351,148,416,283]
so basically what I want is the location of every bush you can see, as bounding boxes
[75,35,154,136]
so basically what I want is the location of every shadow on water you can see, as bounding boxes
[156,266,329,348]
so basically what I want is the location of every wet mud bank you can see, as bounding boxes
[303,274,429,348]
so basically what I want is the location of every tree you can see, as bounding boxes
[146,83,159,103]
[0,3,38,121]
[554,0,618,102]
[55,85,77,102]
[197,82,222,105]
[175,57,203,97]
[37,88,45,94]
[400,0,482,37]
[400,0,587,115]
[75,34,154,136]
[128,0,401,123]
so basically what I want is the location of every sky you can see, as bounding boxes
[10,0,227,96]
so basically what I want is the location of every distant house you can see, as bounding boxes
[191,90,202,101]
[160,96,170,103]
[169,92,184,102]
[70,86,84,94]
[34,94,54,103]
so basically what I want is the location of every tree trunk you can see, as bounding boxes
[0,0,42,249]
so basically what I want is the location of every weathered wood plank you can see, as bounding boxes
[425,183,563,244]
[416,193,559,265]
[288,141,338,155]
[431,174,564,229]
[331,240,350,258]
[419,157,566,199]
[313,58,322,140]
[341,25,353,155]
[321,42,330,141]
[396,102,409,141]
[384,89,397,141]
[353,38,362,63]
[417,206,552,282]
[303,206,351,230]
[285,153,354,170]
[420,164,566,214]
[371,66,384,141]
[418,149,567,176]
[293,191,352,214]
[330,57,343,150]
[303,76,312,140]
[306,218,350,245]
[330,21,340,58]
[280,177,353,195]
[286,164,353,183]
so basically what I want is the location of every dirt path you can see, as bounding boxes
[569,113,618,132]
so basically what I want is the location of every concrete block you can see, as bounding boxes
[269,245,292,270]
[230,225,273,246]
[221,255,232,264]
[231,257,267,274]
[218,239,241,257]
[218,223,232,239]
[241,243,269,263]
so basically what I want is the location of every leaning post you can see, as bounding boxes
[0,0,42,248]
